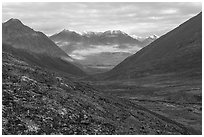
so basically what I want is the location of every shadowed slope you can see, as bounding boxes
[104,12,202,80]
[2,43,86,77]
[2,18,86,77]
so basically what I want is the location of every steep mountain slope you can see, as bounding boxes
[3,19,69,58]
[104,12,202,80]
[2,43,86,77]
[2,45,198,135]
[2,19,86,76]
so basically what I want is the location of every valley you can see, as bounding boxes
[2,3,202,135]
[3,49,198,135]
[50,30,157,73]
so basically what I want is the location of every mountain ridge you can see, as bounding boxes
[50,29,157,46]
[102,12,202,80]
[3,18,69,58]
[2,18,86,76]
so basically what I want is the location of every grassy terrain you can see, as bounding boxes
[86,73,202,134]
[4,49,201,135]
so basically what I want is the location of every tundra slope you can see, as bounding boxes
[2,44,199,135]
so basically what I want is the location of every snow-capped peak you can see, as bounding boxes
[61,29,70,32]
[131,35,146,41]
[103,30,127,35]
[148,34,159,39]
[131,35,143,39]
[131,34,159,42]
[82,31,103,37]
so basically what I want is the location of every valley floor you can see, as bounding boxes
[86,73,202,134]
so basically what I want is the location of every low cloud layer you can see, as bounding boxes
[70,44,141,60]
[2,2,201,37]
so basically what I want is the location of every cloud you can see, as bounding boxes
[161,9,178,14]
[69,44,141,60]
[2,2,202,37]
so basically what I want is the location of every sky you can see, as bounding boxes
[2,2,202,37]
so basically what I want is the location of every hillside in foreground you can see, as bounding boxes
[2,43,200,135]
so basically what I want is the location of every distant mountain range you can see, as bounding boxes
[2,18,86,76]
[103,12,202,80]
[50,29,157,48]
[50,29,158,73]
[51,30,139,45]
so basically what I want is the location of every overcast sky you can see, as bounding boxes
[2,2,202,37]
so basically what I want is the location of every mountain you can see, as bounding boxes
[50,29,142,46]
[50,29,82,43]
[50,30,154,73]
[3,18,69,58]
[104,12,202,80]
[142,35,158,46]
[131,34,158,44]
[2,43,198,135]
[2,18,86,76]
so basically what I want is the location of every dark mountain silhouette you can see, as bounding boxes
[2,18,86,76]
[103,12,202,80]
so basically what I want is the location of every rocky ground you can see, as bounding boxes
[2,50,198,135]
